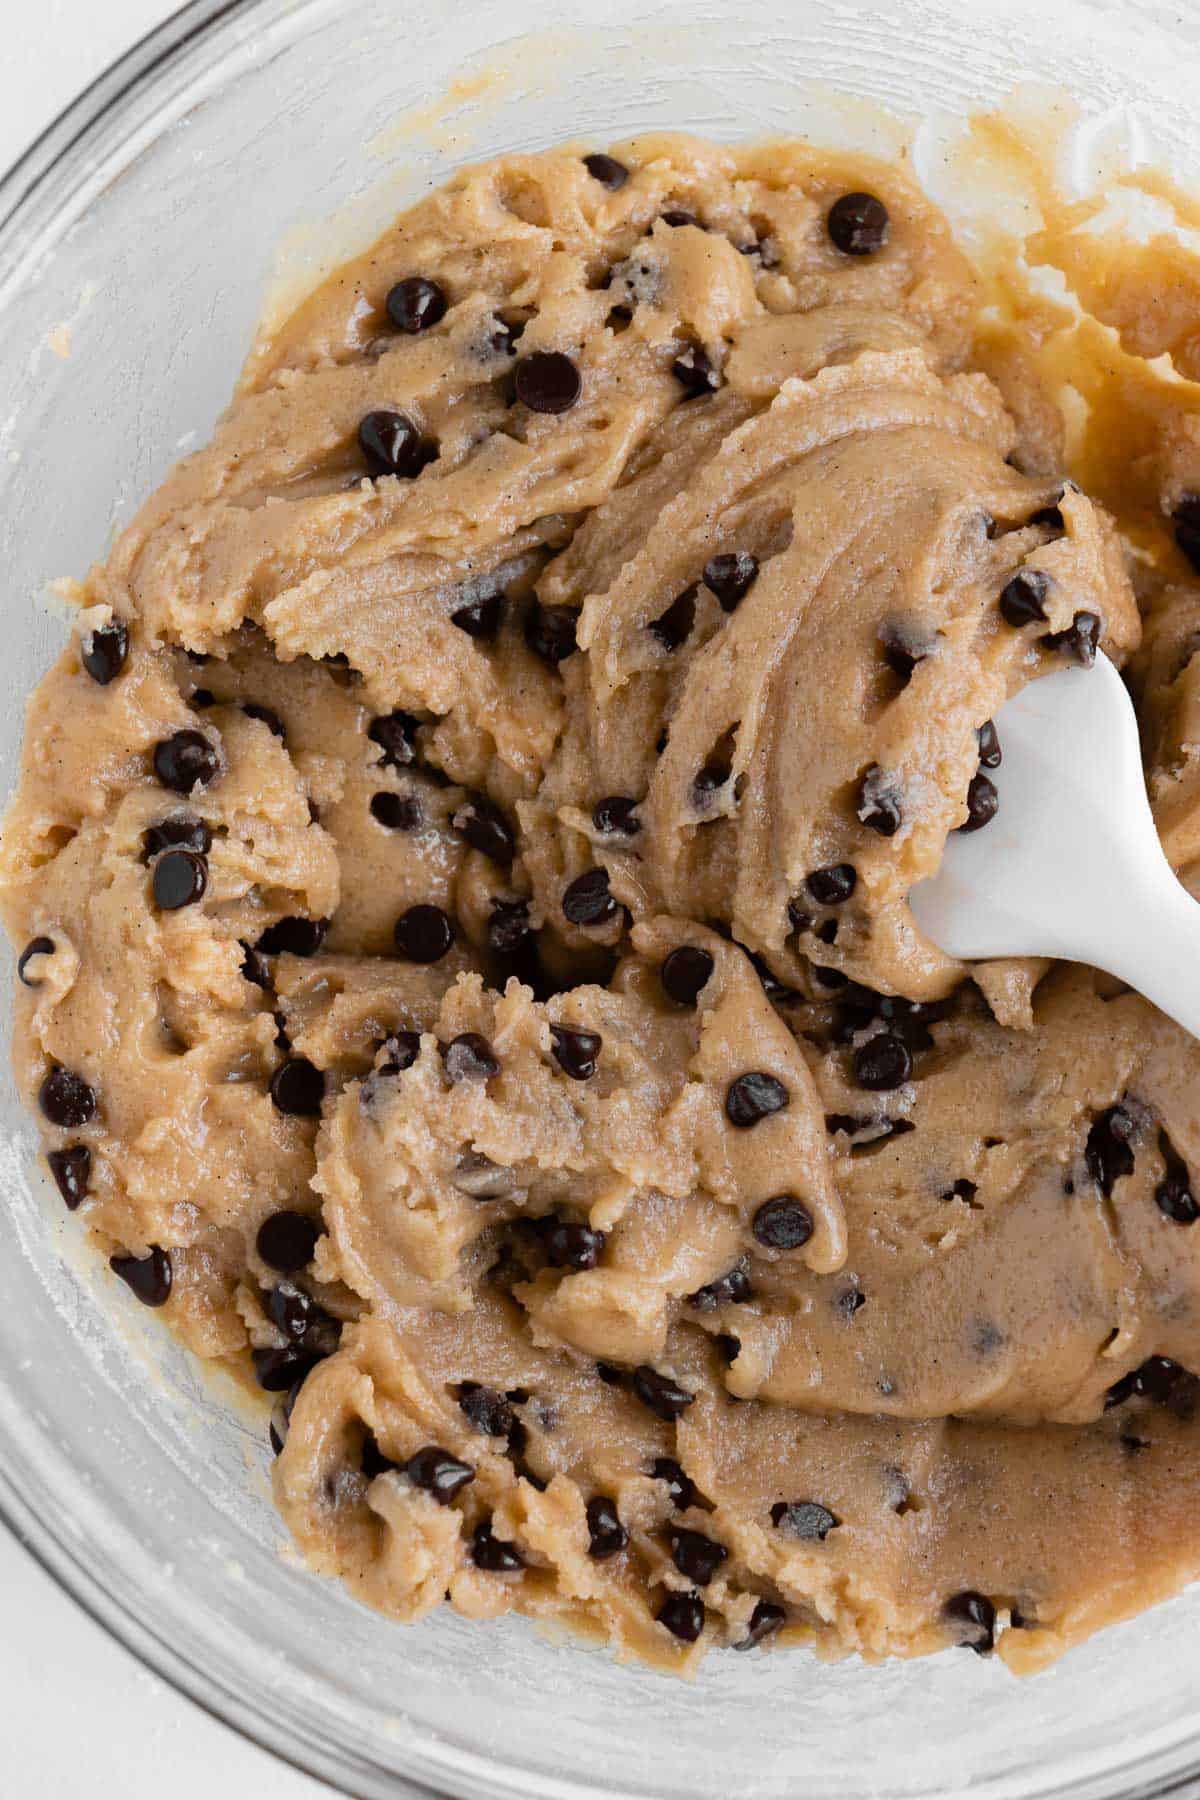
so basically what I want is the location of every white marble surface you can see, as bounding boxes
[0,5,328,1794]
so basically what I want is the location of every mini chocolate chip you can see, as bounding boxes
[459,1384,515,1437]
[583,152,629,190]
[725,1072,789,1128]
[47,1145,90,1210]
[687,1258,752,1312]
[442,1032,500,1082]
[945,1590,996,1655]
[257,1209,320,1273]
[370,791,422,830]
[632,1365,696,1420]
[39,1067,96,1128]
[256,916,328,957]
[1174,494,1200,572]
[386,276,448,334]
[735,1600,786,1650]
[562,867,616,926]
[586,1494,629,1558]
[1156,1129,1199,1224]
[752,1196,813,1250]
[703,551,758,612]
[404,1445,475,1503]
[959,772,999,834]
[671,342,719,398]
[879,623,926,686]
[142,816,212,862]
[265,1281,329,1345]
[1105,1355,1200,1419]
[487,900,532,957]
[451,592,504,639]
[1046,610,1101,667]
[241,943,273,990]
[242,703,285,739]
[857,765,902,835]
[852,1032,913,1092]
[592,795,640,835]
[252,1346,320,1392]
[81,621,130,685]
[368,711,421,768]
[692,759,732,805]
[515,351,582,414]
[152,847,208,910]
[525,600,578,665]
[378,1029,421,1074]
[1086,1104,1136,1197]
[452,793,515,865]
[815,920,838,946]
[394,903,454,962]
[358,409,427,478]
[269,1058,325,1117]
[660,944,714,1008]
[977,720,1002,768]
[649,586,697,651]
[806,863,857,906]
[661,208,699,227]
[153,730,220,793]
[770,1500,838,1540]
[472,1521,526,1571]
[17,936,54,985]
[544,1219,606,1269]
[670,1528,727,1586]
[999,569,1050,627]
[650,1457,697,1510]
[549,1024,602,1080]
[110,1246,173,1308]
[657,1591,705,1642]
[827,191,889,255]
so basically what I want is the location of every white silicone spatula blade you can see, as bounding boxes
[908,652,1200,1038]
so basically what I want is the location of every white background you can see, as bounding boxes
[1,6,327,1794]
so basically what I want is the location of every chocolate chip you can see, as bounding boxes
[268,1379,304,1456]
[999,569,1050,627]
[752,1196,813,1250]
[977,720,1002,769]
[806,863,857,906]
[944,1178,979,1206]
[452,792,515,865]
[661,208,699,228]
[725,1072,789,1128]
[458,1384,515,1437]
[549,1024,602,1080]
[660,944,714,1008]
[153,730,220,793]
[451,593,504,639]
[827,191,889,255]
[265,1281,338,1349]
[671,342,719,398]
[368,711,421,769]
[670,1528,727,1586]
[378,1030,421,1075]
[394,903,454,962]
[152,847,208,910]
[358,409,428,478]
[403,1445,475,1503]
[142,816,211,863]
[241,943,273,990]
[592,795,640,835]
[857,765,902,836]
[650,1457,698,1510]
[269,1058,325,1117]
[692,759,733,806]
[257,1209,320,1272]
[47,1145,90,1210]
[853,1031,913,1091]
[735,1600,786,1650]
[562,867,616,926]
[17,936,54,985]
[386,276,448,333]
[959,772,999,834]
[1174,494,1200,572]
[242,703,285,740]
[657,1591,705,1642]
[487,900,532,957]
[879,623,927,686]
[81,621,130,686]
[39,1067,96,1128]
[1105,1355,1200,1418]
[1156,1130,1199,1224]
[471,1521,526,1571]
[944,1590,995,1655]
[632,1365,696,1420]
[110,1246,173,1308]
[256,916,328,957]
[442,1032,499,1083]
[1086,1104,1136,1197]
[586,1494,629,1558]
[770,1500,838,1540]
[515,351,582,414]
[1046,610,1101,667]
[703,551,758,612]
[687,1257,752,1312]
[544,1220,606,1269]
[370,791,421,830]
[252,1345,319,1392]
[583,152,629,189]
[525,600,578,665]
[649,586,697,651]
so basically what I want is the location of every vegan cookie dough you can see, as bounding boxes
[6,130,1200,1675]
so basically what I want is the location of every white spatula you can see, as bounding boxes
[908,652,1200,1037]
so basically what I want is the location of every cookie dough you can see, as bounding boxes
[5,131,1200,1675]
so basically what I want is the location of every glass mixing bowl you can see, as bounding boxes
[4,1,1200,1795]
